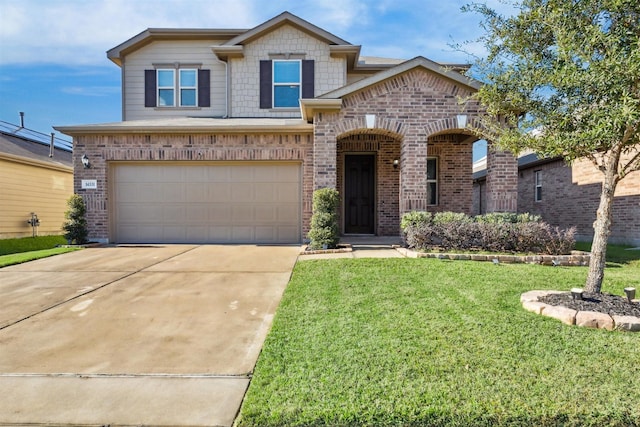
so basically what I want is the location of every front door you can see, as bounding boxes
[344,154,375,234]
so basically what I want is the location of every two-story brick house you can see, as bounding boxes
[57,11,518,244]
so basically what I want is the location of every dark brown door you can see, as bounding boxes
[344,154,375,234]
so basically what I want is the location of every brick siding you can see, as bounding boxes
[313,67,512,235]
[74,132,314,242]
[518,155,640,245]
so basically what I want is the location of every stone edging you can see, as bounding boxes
[299,244,353,255]
[396,248,590,266]
[521,290,640,332]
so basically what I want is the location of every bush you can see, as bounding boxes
[475,212,541,224]
[400,211,432,232]
[307,188,340,250]
[62,194,88,245]
[432,211,472,225]
[401,210,575,255]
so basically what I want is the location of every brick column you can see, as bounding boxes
[399,134,428,214]
[486,142,518,212]
[313,118,337,190]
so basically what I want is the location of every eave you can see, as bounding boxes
[299,99,343,122]
[54,118,314,136]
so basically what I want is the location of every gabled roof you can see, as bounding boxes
[211,11,361,67]
[224,11,351,46]
[320,56,482,99]
[107,28,247,66]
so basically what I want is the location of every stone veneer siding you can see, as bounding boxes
[518,154,640,245]
[73,132,314,242]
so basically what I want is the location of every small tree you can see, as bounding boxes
[465,0,640,293]
[62,194,88,245]
[307,188,340,250]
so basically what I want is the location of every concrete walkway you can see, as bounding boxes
[298,236,405,260]
[0,244,299,426]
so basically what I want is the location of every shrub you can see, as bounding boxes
[400,211,432,232]
[62,194,88,245]
[432,211,472,224]
[475,212,541,224]
[402,211,575,255]
[307,188,340,250]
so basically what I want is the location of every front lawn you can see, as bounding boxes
[237,249,640,426]
[0,247,81,268]
[0,235,68,256]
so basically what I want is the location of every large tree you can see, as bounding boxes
[465,0,640,293]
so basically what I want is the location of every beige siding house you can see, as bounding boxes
[57,11,519,244]
[0,125,73,238]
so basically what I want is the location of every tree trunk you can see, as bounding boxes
[584,152,621,293]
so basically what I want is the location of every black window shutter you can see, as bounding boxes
[301,60,315,99]
[144,69,156,107]
[198,69,210,107]
[259,60,272,109]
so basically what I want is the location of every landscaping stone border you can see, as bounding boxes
[521,290,640,332]
[397,249,590,266]
[300,244,353,255]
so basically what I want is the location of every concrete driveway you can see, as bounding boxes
[0,244,300,426]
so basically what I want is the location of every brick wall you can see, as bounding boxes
[518,155,640,245]
[74,132,314,242]
[314,67,485,235]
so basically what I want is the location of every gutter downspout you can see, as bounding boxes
[212,54,229,118]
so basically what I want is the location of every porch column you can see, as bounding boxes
[399,135,428,215]
[313,122,337,190]
[486,141,518,212]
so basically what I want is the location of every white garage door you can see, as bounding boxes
[111,162,301,244]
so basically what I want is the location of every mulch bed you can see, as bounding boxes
[539,293,640,317]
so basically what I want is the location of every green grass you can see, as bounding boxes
[237,246,640,426]
[0,235,68,256]
[0,247,81,267]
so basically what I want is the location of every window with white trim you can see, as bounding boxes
[179,69,197,106]
[273,60,301,108]
[157,69,175,106]
[534,170,542,201]
[156,68,197,107]
[427,157,438,205]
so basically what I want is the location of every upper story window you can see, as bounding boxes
[145,66,210,108]
[260,59,314,109]
[273,60,300,108]
[156,68,197,107]
[534,170,542,201]
[427,157,438,205]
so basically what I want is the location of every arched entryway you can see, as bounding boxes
[337,132,401,236]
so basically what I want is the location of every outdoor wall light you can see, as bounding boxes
[571,287,584,300]
[456,114,468,129]
[393,159,399,169]
[81,154,91,169]
[624,287,636,303]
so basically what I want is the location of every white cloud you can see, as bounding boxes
[0,0,260,65]
[0,0,519,66]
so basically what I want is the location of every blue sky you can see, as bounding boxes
[0,0,515,156]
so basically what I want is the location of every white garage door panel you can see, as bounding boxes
[112,162,301,244]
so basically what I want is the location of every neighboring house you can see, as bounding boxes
[0,121,73,239]
[56,11,520,244]
[473,151,640,246]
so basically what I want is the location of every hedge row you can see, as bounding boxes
[401,211,575,255]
